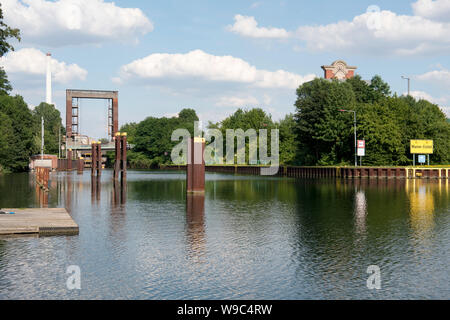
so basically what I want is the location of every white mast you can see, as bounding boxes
[46,53,52,104]
[41,116,44,159]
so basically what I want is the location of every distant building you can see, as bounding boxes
[321,60,357,80]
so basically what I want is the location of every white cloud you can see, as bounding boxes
[415,68,450,85]
[116,49,316,89]
[409,90,446,104]
[251,2,262,9]
[412,0,450,22]
[0,48,87,83]
[408,90,450,116]
[2,0,153,46]
[295,10,450,55]
[226,14,290,39]
[228,7,450,55]
[215,95,259,107]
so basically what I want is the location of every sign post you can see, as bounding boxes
[410,140,433,166]
[357,140,365,166]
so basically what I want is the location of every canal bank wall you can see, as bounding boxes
[163,165,450,179]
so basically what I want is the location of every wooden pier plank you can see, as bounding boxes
[0,208,78,236]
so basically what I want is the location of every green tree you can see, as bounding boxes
[119,122,138,144]
[129,108,199,168]
[211,108,274,164]
[294,78,356,165]
[0,95,37,171]
[346,74,391,104]
[277,114,297,165]
[0,68,12,96]
[0,3,20,96]
[178,108,198,123]
[368,75,391,102]
[32,103,63,155]
[0,111,14,172]
[355,103,405,165]
[0,3,21,57]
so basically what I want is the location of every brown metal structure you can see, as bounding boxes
[91,142,102,176]
[66,89,118,141]
[186,137,205,193]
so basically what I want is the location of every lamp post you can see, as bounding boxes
[401,76,410,96]
[41,116,44,160]
[339,109,357,167]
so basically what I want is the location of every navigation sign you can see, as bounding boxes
[418,155,426,164]
[410,140,433,154]
[357,140,365,157]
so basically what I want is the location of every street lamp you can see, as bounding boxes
[401,76,410,96]
[339,109,357,167]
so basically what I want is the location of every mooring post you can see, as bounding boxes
[97,142,102,176]
[67,149,72,171]
[187,137,205,194]
[77,157,84,174]
[114,132,121,180]
[121,132,127,180]
[91,141,97,176]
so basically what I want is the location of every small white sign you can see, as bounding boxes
[357,140,365,157]
[34,159,52,168]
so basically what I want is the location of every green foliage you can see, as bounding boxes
[218,108,274,131]
[32,103,63,155]
[119,122,138,144]
[0,3,21,57]
[355,103,405,165]
[0,4,20,96]
[123,108,199,168]
[346,74,391,104]
[210,108,275,164]
[0,111,13,172]
[294,78,356,165]
[294,75,450,166]
[277,114,297,165]
[0,95,37,171]
[0,68,12,96]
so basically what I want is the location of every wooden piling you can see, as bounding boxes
[187,137,205,194]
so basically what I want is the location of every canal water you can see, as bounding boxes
[0,170,449,299]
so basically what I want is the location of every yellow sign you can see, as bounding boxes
[194,137,205,143]
[410,140,433,154]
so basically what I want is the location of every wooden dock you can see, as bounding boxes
[0,208,79,236]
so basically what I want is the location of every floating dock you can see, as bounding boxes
[0,208,79,236]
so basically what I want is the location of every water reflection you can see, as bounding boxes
[406,179,436,240]
[91,175,101,204]
[112,179,127,206]
[186,194,206,262]
[35,185,48,208]
[354,190,367,235]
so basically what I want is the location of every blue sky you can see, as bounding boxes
[1,0,449,139]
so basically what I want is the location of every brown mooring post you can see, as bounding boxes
[67,149,73,171]
[187,137,205,194]
[114,132,121,180]
[77,157,84,174]
[114,132,127,181]
[91,141,97,176]
[96,142,102,176]
[121,132,127,180]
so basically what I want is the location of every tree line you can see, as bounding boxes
[0,5,63,173]
[121,75,450,168]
